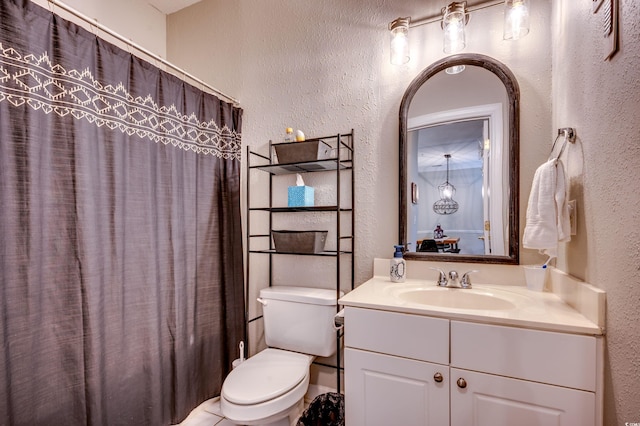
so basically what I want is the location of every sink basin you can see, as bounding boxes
[398,287,517,310]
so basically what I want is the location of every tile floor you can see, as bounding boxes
[177,398,234,426]
[177,396,310,426]
[177,384,333,425]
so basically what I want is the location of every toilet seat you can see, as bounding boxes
[223,348,312,404]
[220,348,313,424]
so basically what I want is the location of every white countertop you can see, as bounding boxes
[339,275,604,336]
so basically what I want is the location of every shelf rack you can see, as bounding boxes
[245,130,355,393]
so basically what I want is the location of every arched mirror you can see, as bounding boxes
[399,53,520,264]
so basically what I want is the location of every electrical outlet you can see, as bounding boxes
[568,200,577,236]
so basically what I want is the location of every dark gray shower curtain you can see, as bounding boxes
[0,1,245,424]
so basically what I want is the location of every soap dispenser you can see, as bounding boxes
[390,245,406,283]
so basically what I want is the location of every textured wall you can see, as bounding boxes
[168,0,553,285]
[553,0,640,422]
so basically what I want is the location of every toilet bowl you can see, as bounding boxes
[220,286,342,426]
[221,349,313,425]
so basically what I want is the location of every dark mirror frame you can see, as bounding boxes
[399,53,520,264]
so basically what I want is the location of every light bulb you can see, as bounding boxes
[443,10,466,54]
[390,18,410,65]
[504,0,530,40]
[445,65,465,75]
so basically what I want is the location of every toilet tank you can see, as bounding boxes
[259,286,343,358]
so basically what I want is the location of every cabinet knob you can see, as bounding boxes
[433,372,443,383]
[456,378,467,389]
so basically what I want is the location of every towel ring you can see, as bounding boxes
[549,127,576,162]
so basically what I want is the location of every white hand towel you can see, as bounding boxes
[523,159,571,257]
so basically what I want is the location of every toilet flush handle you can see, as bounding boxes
[257,297,267,306]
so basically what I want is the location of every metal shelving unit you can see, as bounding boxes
[245,130,355,393]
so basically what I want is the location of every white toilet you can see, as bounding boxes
[220,286,342,426]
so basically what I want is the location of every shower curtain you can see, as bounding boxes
[0,1,245,424]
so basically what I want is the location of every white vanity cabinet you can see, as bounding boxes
[344,307,602,426]
[344,307,450,426]
[450,321,599,426]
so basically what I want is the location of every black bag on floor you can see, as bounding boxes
[296,392,345,426]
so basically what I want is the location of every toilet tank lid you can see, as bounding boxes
[259,286,343,306]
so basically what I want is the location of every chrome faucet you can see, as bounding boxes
[430,268,478,288]
[448,270,460,287]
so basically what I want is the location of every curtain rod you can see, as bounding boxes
[409,0,504,28]
[46,0,240,107]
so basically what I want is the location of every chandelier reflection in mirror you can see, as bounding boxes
[433,154,459,215]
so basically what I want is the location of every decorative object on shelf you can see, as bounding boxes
[388,0,530,66]
[295,129,306,142]
[288,174,314,207]
[284,127,294,142]
[503,0,530,40]
[434,224,445,239]
[433,154,459,215]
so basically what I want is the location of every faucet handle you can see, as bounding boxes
[461,270,480,289]
[428,267,448,287]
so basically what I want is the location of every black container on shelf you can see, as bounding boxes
[273,140,332,164]
[272,230,328,254]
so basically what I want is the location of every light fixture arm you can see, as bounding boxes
[389,17,411,31]
[408,0,502,28]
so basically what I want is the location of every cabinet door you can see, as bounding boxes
[450,368,596,426]
[345,348,449,426]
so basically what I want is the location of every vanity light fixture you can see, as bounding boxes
[433,154,459,215]
[389,17,411,65]
[503,0,530,40]
[442,2,469,54]
[442,2,469,74]
[388,0,531,65]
